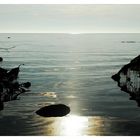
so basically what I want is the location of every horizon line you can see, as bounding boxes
[1,32,140,34]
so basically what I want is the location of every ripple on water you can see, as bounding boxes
[40,92,57,98]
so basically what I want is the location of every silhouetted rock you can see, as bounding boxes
[7,64,24,81]
[0,61,31,110]
[36,104,70,117]
[0,57,3,62]
[111,74,120,81]
[22,82,31,88]
[112,55,140,106]
[0,102,4,110]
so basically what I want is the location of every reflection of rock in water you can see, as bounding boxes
[112,55,140,106]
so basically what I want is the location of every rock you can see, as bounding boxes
[0,62,31,110]
[36,104,70,117]
[0,102,4,110]
[22,82,31,88]
[112,55,140,106]
[0,57,3,62]
[111,74,120,81]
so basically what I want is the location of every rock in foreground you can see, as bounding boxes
[112,55,140,106]
[36,104,70,117]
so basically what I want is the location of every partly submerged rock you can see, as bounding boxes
[112,55,140,106]
[0,62,31,110]
[36,104,70,117]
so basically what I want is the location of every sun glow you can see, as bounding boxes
[60,115,88,136]
[37,115,107,135]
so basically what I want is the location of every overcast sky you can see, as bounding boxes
[0,4,140,33]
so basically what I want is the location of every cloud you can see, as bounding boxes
[0,4,139,33]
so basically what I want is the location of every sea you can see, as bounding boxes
[0,33,140,136]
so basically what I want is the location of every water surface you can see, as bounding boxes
[0,33,140,135]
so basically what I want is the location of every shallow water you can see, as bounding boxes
[0,33,140,135]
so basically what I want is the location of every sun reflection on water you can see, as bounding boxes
[60,115,88,136]
[36,115,107,136]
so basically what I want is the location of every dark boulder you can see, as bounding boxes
[21,82,31,88]
[36,104,70,117]
[0,102,4,110]
[112,55,140,106]
[111,74,120,81]
[0,57,3,62]
[0,62,31,110]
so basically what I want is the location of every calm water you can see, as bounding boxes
[0,33,140,135]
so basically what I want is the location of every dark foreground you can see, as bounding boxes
[1,114,140,136]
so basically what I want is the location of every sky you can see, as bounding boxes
[0,4,140,33]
